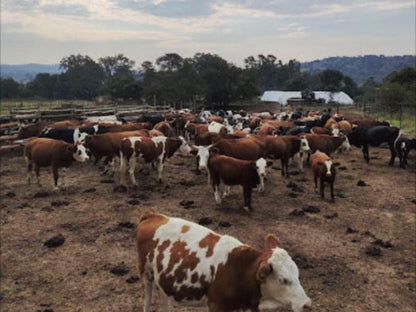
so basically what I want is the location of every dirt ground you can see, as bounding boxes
[0,140,415,312]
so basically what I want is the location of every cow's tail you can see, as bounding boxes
[393,128,402,149]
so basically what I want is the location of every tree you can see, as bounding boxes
[59,54,105,100]
[0,78,22,98]
[156,53,184,72]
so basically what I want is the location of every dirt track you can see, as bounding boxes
[0,142,415,312]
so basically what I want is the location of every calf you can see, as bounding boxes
[347,126,400,164]
[311,150,336,201]
[120,136,191,185]
[17,121,49,139]
[24,138,89,188]
[395,136,416,168]
[137,212,312,312]
[39,126,107,143]
[208,150,266,212]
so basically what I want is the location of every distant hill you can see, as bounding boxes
[301,55,416,85]
[0,64,61,83]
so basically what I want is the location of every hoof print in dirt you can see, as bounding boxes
[411,199,416,205]
[286,182,303,192]
[289,209,305,217]
[41,207,54,212]
[118,222,136,229]
[113,185,127,193]
[5,191,15,198]
[373,239,393,248]
[179,200,195,209]
[346,227,358,234]
[14,203,29,209]
[126,276,140,284]
[33,191,49,198]
[198,217,213,225]
[100,179,115,184]
[324,213,338,219]
[365,246,383,257]
[51,200,70,207]
[83,187,96,193]
[218,221,231,228]
[44,234,65,248]
[357,180,367,187]
[126,199,140,205]
[36,309,54,312]
[302,205,320,213]
[179,180,196,187]
[288,192,298,198]
[110,263,129,276]
[338,166,348,171]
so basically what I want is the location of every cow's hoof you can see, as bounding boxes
[242,206,251,214]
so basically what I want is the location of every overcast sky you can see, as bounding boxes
[1,0,415,67]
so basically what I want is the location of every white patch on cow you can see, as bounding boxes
[331,127,340,136]
[78,132,88,143]
[256,158,267,193]
[93,124,99,133]
[341,136,351,152]
[73,143,89,162]
[223,185,231,197]
[152,136,167,182]
[73,128,80,143]
[214,185,222,204]
[299,136,310,153]
[324,160,332,176]
[151,217,244,303]
[259,248,311,312]
[208,121,224,133]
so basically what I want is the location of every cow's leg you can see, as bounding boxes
[223,185,231,197]
[404,150,409,165]
[214,185,222,204]
[119,154,127,185]
[280,159,285,176]
[52,166,59,190]
[26,157,33,185]
[320,178,325,199]
[142,277,153,312]
[128,156,138,185]
[388,142,396,166]
[362,145,370,163]
[314,175,318,193]
[161,295,170,312]
[102,156,111,175]
[243,184,252,212]
[60,168,67,188]
[330,181,335,202]
[297,152,304,172]
[35,164,41,186]
[257,176,264,193]
[156,158,164,183]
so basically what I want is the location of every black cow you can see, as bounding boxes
[284,126,312,136]
[347,126,400,165]
[395,136,416,169]
[137,115,164,127]
[39,126,107,143]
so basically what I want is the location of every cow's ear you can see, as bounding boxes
[210,147,220,155]
[190,149,198,155]
[266,160,273,167]
[257,261,273,282]
[264,233,281,250]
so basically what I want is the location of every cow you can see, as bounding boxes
[347,126,400,165]
[348,119,390,128]
[395,136,416,169]
[305,134,351,156]
[153,121,176,137]
[193,138,265,172]
[17,121,49,139]
[137,114,165,127]
[184,122,209,141]
[39,125,108,144]
[104,122,151,132]
[207,149,267,211]
[252,135,310,177]
[208,121,228,135]
[258,124,278,136]
[119,136,191,185]
[48,120,79,129]
[136,212,312,312]
[84,130,149,172]
[24,138,89,189]
[311,150,336,201]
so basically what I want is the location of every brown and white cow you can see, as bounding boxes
[207,151,267,211]
[154,121,176,137]
[311,150,336,201]
[24,138,89,189]
[119,136,191,185]
[137,212,312,312]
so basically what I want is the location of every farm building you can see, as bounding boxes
[260,90,354,105]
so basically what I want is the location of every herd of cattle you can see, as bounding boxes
[13,107,415,311]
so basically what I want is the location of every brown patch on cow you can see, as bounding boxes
[136,212,169,275]
[191,272,198,283]
[199,233,221,257]
[181,225,190,233]
[156,240,171,273]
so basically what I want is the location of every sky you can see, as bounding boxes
[1,0,415,67]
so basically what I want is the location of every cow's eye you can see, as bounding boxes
[282,278,290,285]
[78,150,81,155]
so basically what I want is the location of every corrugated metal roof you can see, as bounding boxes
[260,91,354,105]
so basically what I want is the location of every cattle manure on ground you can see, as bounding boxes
[110,263,129,276]
[44,234,65,248]
[357,180,368,186]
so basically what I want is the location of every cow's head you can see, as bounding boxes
[339,135,351,152]
[72,142,89,162]
[258,234,312,312]
[178,136,192,154]
[191,145,212,170]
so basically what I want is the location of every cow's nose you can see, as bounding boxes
[303,300,313,310]
[198,165,206,171]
